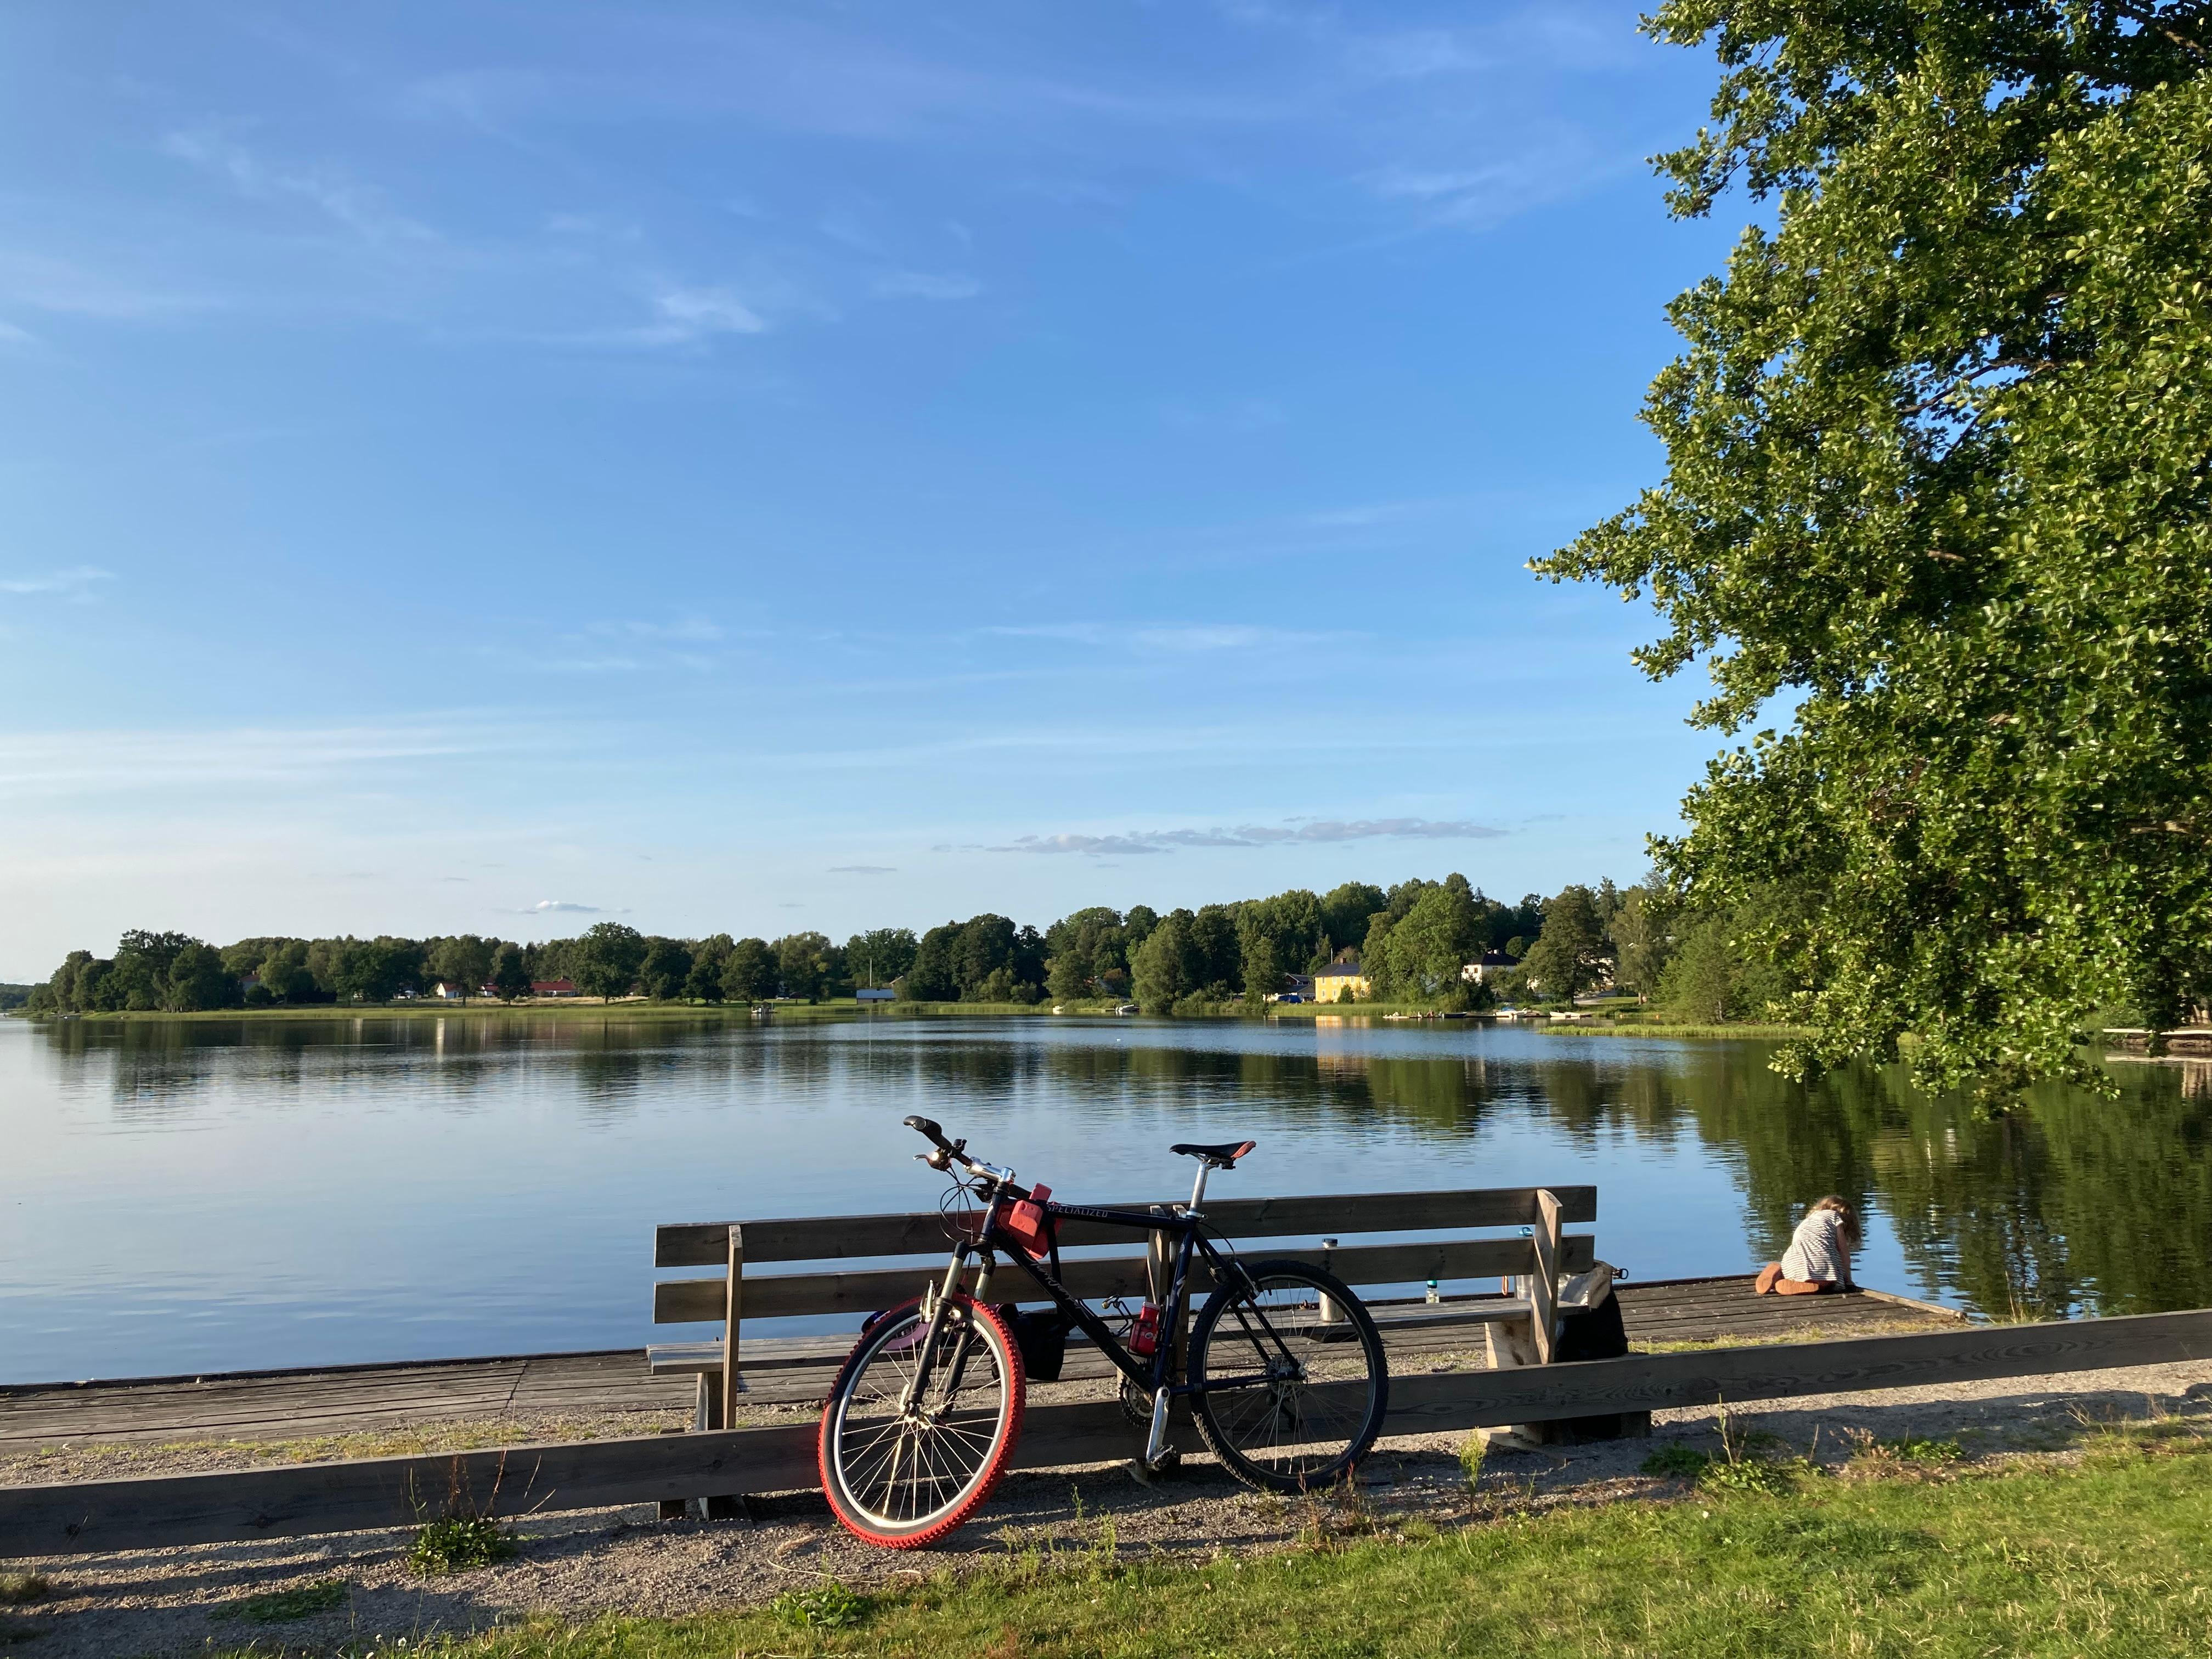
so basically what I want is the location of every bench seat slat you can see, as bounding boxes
[654,1187,1598,1268]
[653,1235,1594,1324]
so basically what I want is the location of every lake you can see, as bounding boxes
[5,1012,2209,1384]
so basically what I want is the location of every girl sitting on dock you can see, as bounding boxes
[1754,1196,1860,1295]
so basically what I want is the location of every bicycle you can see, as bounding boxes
[816,1115,1390,1548]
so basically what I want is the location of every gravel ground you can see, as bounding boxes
[7,1358,2211,1658]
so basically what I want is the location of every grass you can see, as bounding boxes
[0,1573,47,1607]
[196,1433,2212,1658]
[213,1577,349,1623]
[409,1515,517,1576]
[1539,1021,1814,1039]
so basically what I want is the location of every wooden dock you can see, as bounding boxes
[0,1277,1957,1453]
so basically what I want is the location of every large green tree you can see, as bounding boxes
[571,923,646,1002]
[1520,885,1612,1005]
[428,935,495,1002]
[1365,883,1485,1005]
[1537,0,2212,1091]
[721,937,776,1003]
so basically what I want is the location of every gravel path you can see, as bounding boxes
[7,1357,2210,1658]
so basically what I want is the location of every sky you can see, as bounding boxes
[0,2,1744,980]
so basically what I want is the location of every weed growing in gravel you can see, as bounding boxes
[410,1515,516,1576]
[1699,1455,1803,1496]
[212,1577,349,1624]
[1641,1443,1711,1479]
[1883,1436,1963,1464]
[1457,1432,1486,1492]
[769,1580,871,1629]
[0,1573,47,1607]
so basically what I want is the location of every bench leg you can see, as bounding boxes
[659,1375,720,1520]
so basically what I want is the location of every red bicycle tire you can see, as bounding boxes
[817,1293,1026,1548]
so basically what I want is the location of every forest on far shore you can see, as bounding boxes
[18,872,1786,1023]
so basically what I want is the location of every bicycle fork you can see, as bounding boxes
[900,1244,986,1418]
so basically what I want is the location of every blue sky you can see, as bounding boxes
[0,2,1739,978]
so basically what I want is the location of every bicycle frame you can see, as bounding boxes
[906,1162,1291,1468]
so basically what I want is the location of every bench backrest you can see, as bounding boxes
[652,1185,1597,1326]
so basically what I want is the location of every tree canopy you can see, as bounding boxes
[1536,0,2212,1092]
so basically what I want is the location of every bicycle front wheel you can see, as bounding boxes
[818,1293,1025,1548]
[1188,1258,1388,1493]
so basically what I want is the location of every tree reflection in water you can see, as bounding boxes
[29,1014,2212,1321]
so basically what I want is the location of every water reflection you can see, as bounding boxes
[8,1014,2211,1378]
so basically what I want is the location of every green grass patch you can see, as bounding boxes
[409,1515,517,1576]
[769,1582,874,1630]
[201,1439,2212,1657]
[1540,1022,1814,1039]
[213,1577,348,1623]
[0,1573,48,1607]
[1640,1442,1711,1479]
[1882,1436,1965,1465]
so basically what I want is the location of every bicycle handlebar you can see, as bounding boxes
[903,1114,953,1152]
[904,1115,1022,1192]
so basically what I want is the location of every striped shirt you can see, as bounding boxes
[1779,1208,1848,1284]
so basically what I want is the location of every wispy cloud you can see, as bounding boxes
[0,565,113,600]
[829,864,898,874]
[515,898,610,913]
[589,615,725,643]
[162,127,437,246]
[1362,131,1619,229]
[981,621,1346,653]
[0,716,561,800]
[874,271,981,301]
[992,817,1506,855]
[631,284,767,344]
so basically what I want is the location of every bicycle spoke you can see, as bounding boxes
[1192,1267,1384,1488]
[826,1304,1016,1538]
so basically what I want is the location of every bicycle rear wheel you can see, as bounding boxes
[1187,1258,1388,1493]
[818,1293,1025,1548]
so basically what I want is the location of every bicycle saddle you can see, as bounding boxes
[1171,1139,1256,1169]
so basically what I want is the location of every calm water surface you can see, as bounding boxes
[5,1013,2209,1383]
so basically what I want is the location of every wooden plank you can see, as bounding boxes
[653,1187,1599,1267]
[719,1225,742,1431]
[1530,1189,1561,1366]
[1380,1306,2212,1430]
[15,1308,2212,1558]
[653,1236,1591,1323]
[0,1396,1187,1558]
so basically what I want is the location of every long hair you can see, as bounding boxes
[1810,1194,1863,1250]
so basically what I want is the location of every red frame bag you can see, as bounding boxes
[1001,1184,1054,1260]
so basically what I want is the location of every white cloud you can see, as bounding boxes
[981,620,1346,653]
[0,565,114,599]
[590,616,724,643]
[162,127,437,246]
[517,898,607,913]
[652,285,765,336]
[0,716,557,800]
[828,864,898,874]
[874,271,981,301]
[992,817,1506,855]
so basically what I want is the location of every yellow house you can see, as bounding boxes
[1313,951,1369,1003]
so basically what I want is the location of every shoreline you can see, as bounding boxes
[5,999,1807,1035]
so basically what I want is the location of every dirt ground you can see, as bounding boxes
[7,1357,2212,1658]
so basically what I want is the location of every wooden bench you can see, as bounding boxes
[648,1183,1607,1509]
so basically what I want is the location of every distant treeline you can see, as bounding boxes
[20,874,1787,1020]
